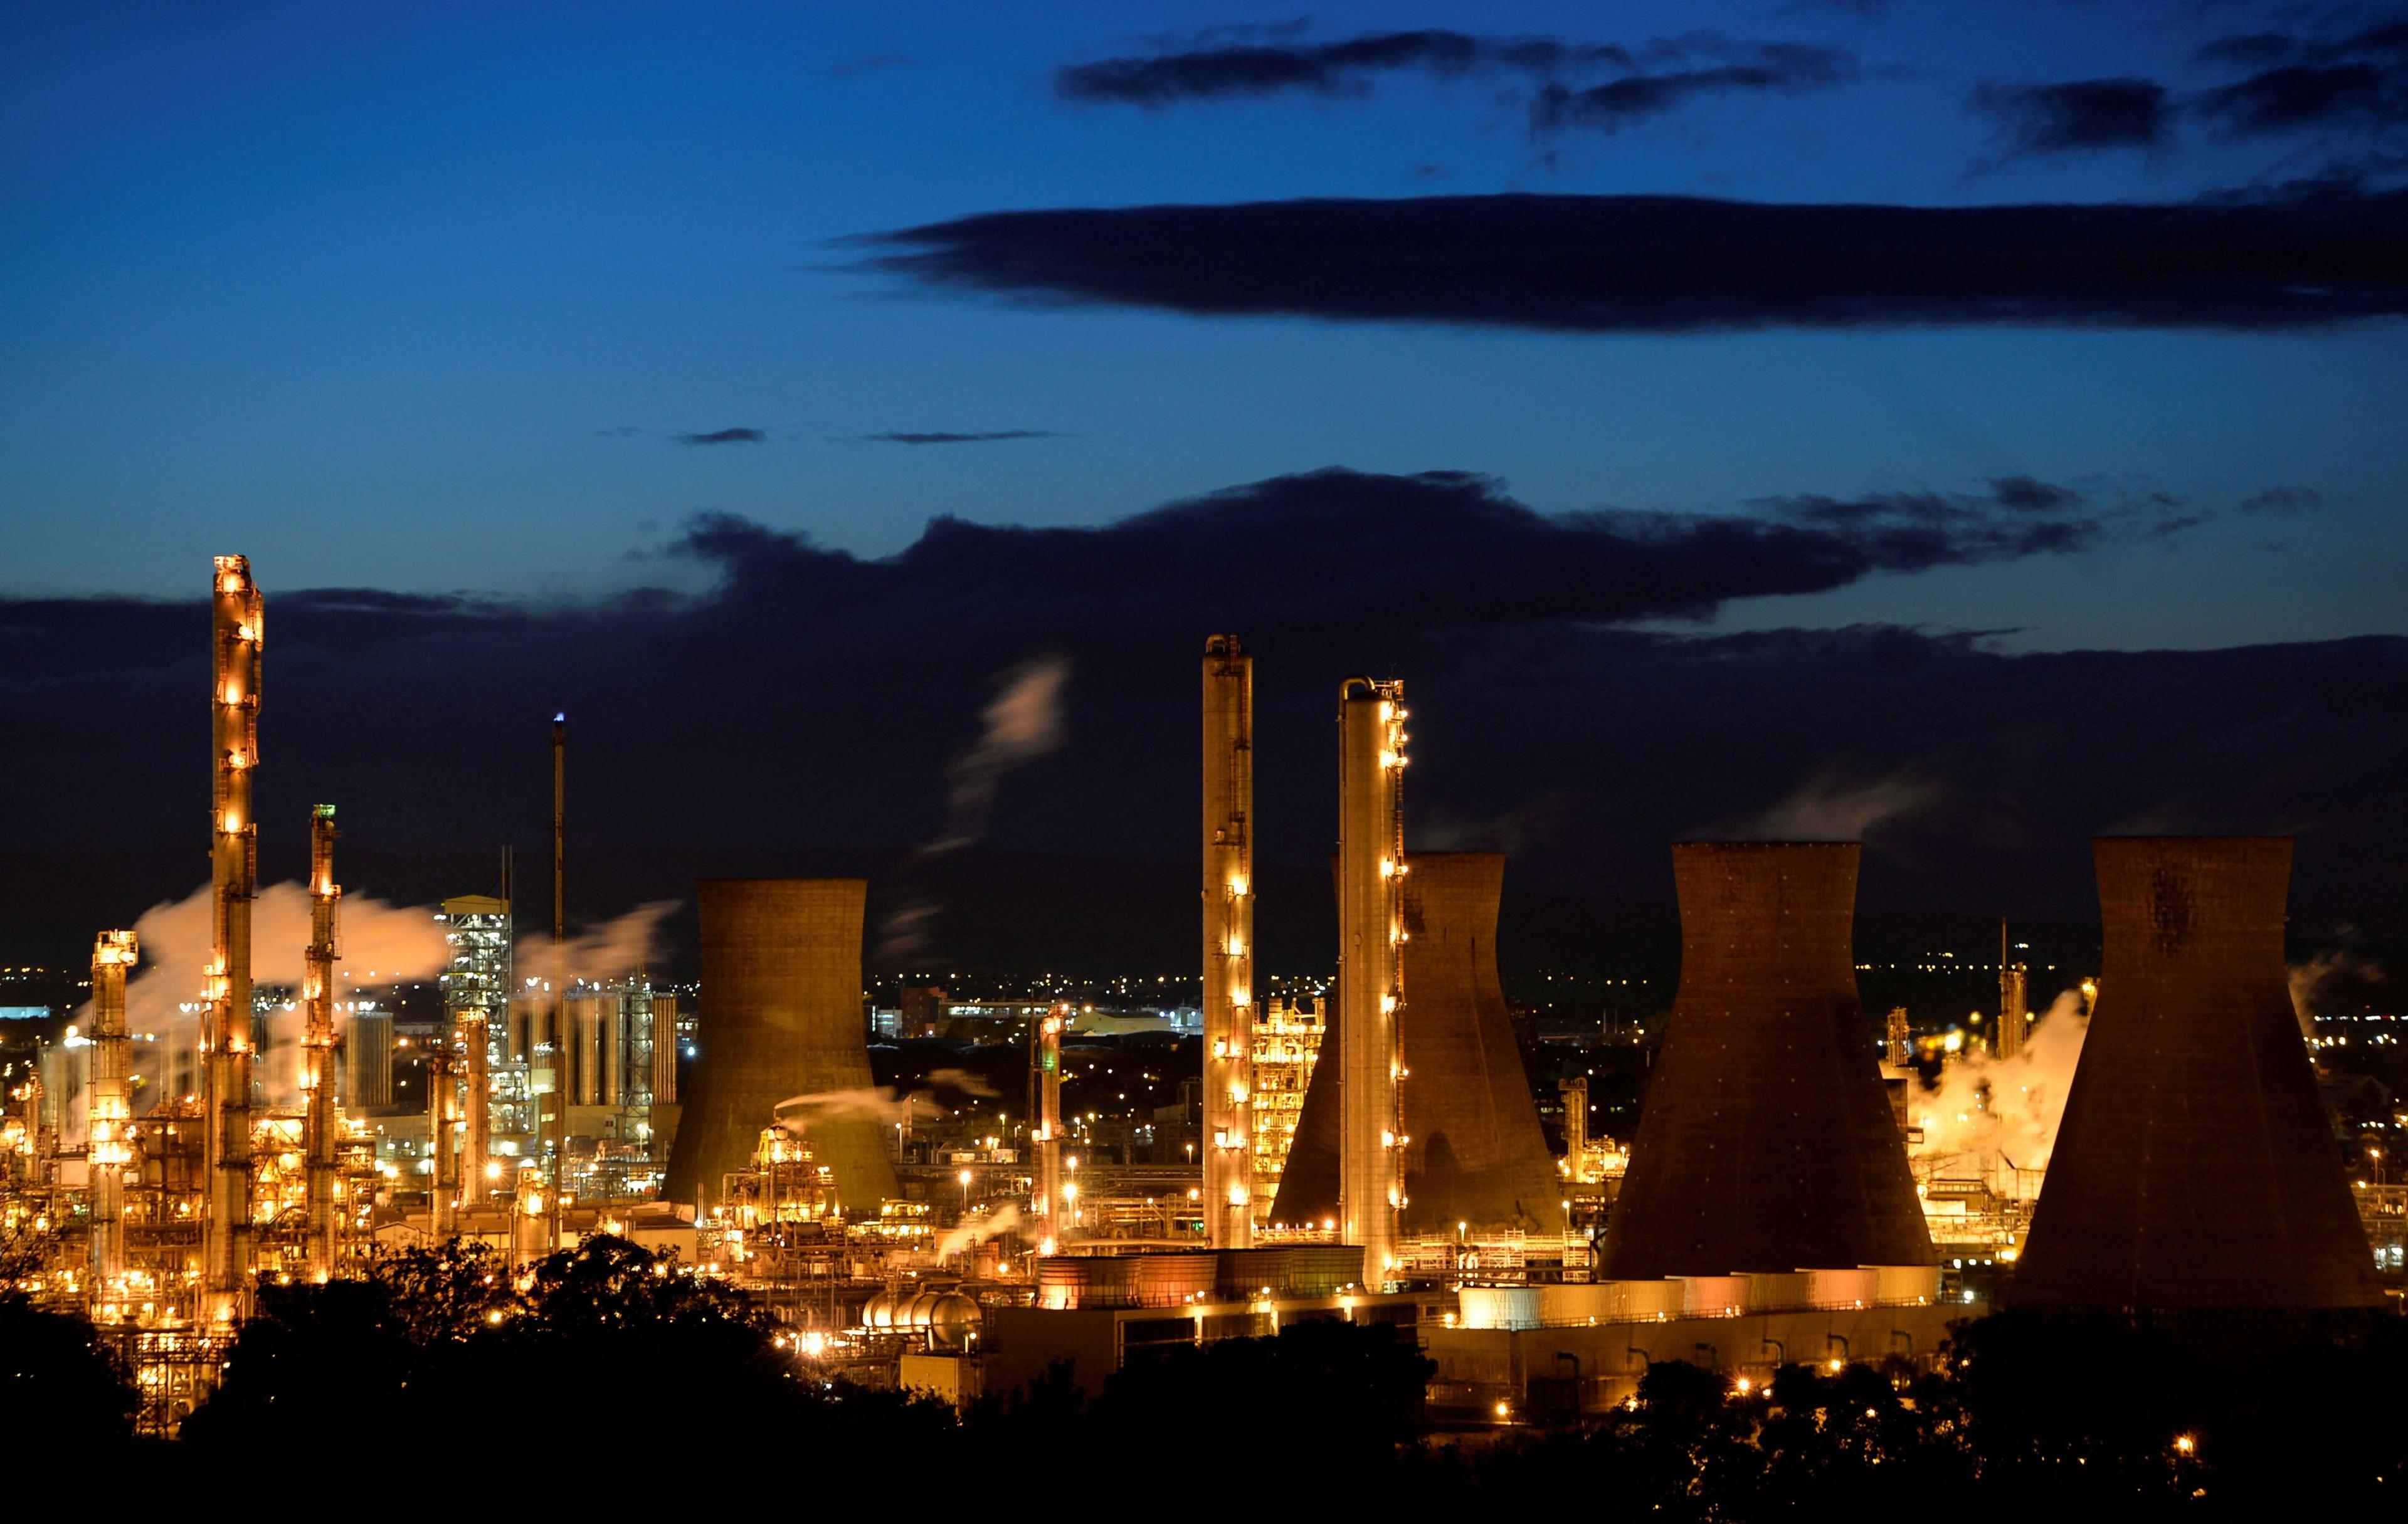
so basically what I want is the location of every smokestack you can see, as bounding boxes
[303,804,342,1280]
[1599,842,1934,1281]
[1336,677,1405,1286]
[1272,854,1565,1236]
[1202,635,1255,1248]
[88,930,137,1284]
[205,554,262,1318]
[662,880,898,1214]
[2013,838,2381,1309]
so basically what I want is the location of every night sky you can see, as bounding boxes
[4,3,2405,970]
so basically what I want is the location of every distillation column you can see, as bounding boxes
[88,930,139,1284]
[205,554,262,1318]
[1336,678,1405,1287]
[1996,920,2028,1061]
[303,804,342,1279]
[459,1009,490,1206]
[1201,636,1256,1248]
[429,1027,457,1239]
[1033,1007,1066,1250]
[548,711,567,1251]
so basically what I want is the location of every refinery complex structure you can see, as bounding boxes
[0,562,2394,1434]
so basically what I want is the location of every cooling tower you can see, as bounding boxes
[1270,853,1566,1237]
[1598,843,1933,1281]
[663,880,897,1214]
[2012,838,2380,1310]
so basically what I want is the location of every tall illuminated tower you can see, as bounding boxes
[1201,635,1255,1248]
[1034,1007,1067,1249]
[1336,677,1405,1286]
[303,804,342,1279]
[205,554,262,1318]
[88,930,139,1283]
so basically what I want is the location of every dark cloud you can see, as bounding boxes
[863,187,2408,332]
[1753,478,2103,563]
[1972,78,2170,155]
[672,428,767,445]
[2192,19,2408,142]
[1055,29,1632,105]
[2200,62,2394,133]
[1529,45,1856,135]
[847,430,1068,445]
[8,476,2403,974]
[1055,28,1855,132]
[2239,486,2323,515]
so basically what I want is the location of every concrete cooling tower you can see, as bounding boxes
[2013,838,2380,1310]
[663,879,899,1214]
[1270,853,1566,1237]
[1598,842,1933,1281]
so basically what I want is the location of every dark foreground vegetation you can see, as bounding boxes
[9,1237,2401,1514]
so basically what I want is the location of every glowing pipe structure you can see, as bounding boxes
[304,804,342,1279]
[205,554,262,1318]
[1201,635,1255,1248]
[88,930,139,1283]
[1337,677,1405,1287]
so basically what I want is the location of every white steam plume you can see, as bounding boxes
[1906,988,2089,1195]
[929,656,1070,856]
[2289,950,2382,1043]
[880,655,1071,958]
[773,1087,939,1130]
[82,880,453,1115]
[514,900,680,989]
[934,1202,1023,1262]
[1745,767,1939,841]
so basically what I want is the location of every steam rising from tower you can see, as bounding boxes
[1337,677,1405,1286]
[205,554,261,1316]
[2013,838,2382,1310]
[1202,636,1255,1248]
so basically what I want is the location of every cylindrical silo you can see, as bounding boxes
[662,880,897,1214]
[2014,838,2381,1309]
[1598,842,1934,1281]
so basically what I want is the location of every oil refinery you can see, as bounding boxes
[0,570,2397,1439]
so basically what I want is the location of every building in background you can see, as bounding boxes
[1249,994,1322,1227]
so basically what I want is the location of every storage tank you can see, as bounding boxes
[663,880,898,1214]
[2014,838,2381,1309]
[1598,842,1933,1280]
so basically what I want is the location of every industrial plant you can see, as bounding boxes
[0,563,2396,1439]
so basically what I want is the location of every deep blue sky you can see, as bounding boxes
[5,0,2403,651]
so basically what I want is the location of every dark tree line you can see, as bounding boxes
[8,1238,2402,1512]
